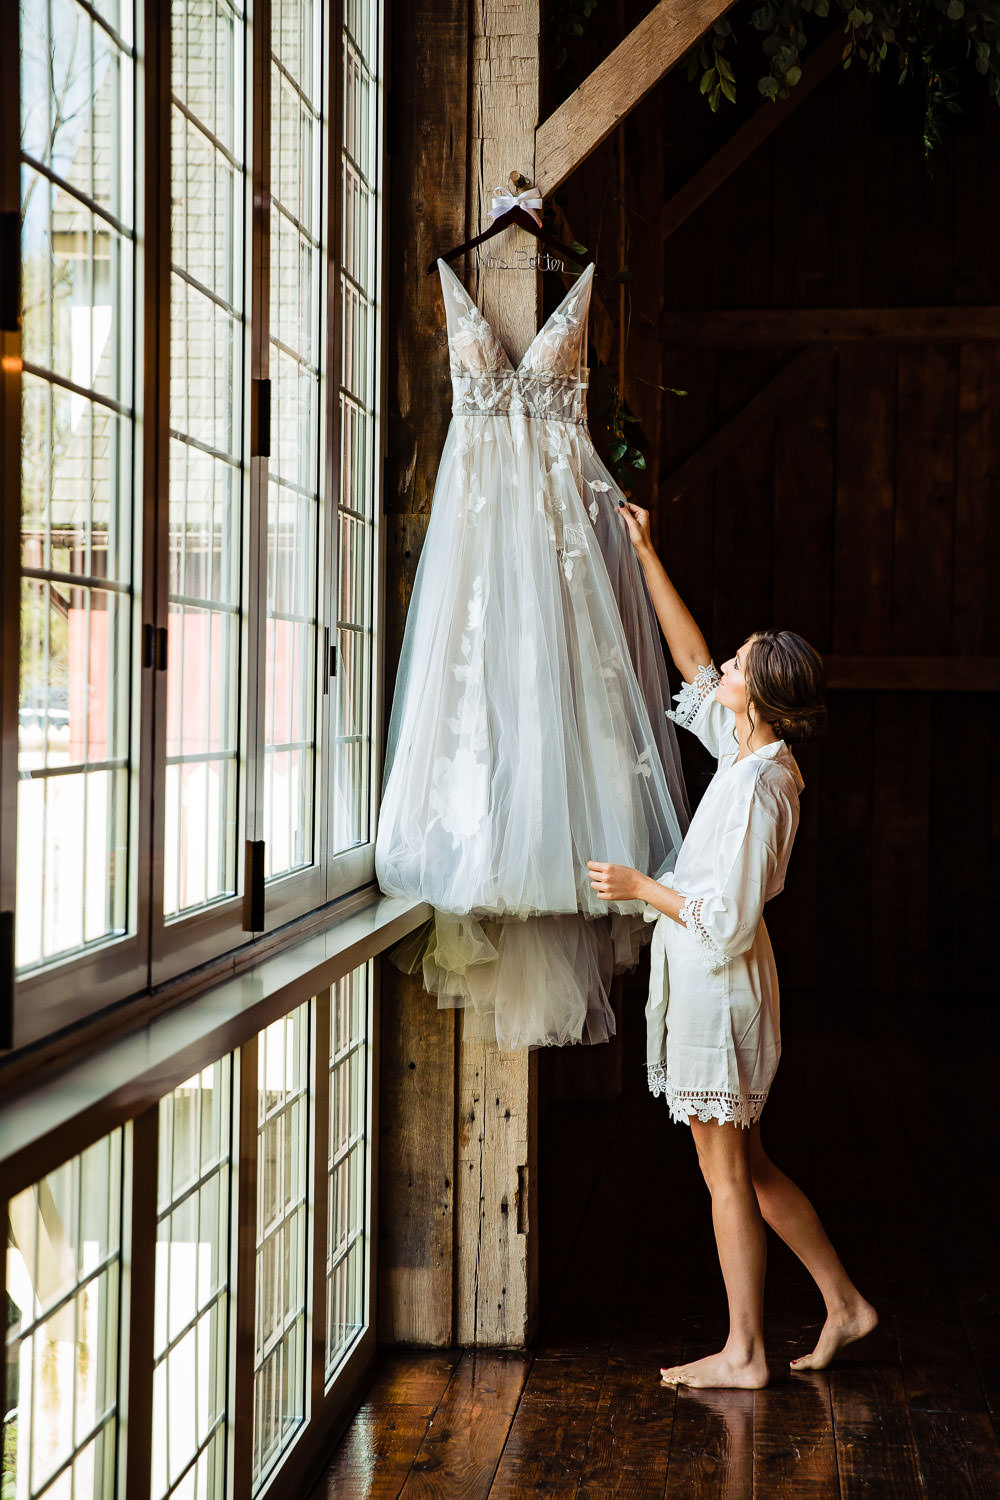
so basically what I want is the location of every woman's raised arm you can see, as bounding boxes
[618,502,710,684]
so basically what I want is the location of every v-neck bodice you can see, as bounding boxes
[438,259,595,423]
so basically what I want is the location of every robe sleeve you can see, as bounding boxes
[677,774,789,974]
[665,663,736,761]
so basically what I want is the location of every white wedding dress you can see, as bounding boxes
[375,260,689,1049]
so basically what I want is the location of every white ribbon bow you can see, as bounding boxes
[489,185,543,226]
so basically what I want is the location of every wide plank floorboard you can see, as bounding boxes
[319,1005,1000,1497]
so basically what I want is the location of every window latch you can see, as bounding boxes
[142,624,168,670]
[0,911,13,1049]
[252,378,271,459]
[243,841,266,932]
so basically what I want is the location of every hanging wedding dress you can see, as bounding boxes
[375,260,689,1049]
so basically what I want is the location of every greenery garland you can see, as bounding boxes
[689,1,1000,153]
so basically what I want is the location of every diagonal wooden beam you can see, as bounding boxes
[661,307,1000,343]
[662,28,845,242]
[535,0,737,196]
[661,344,834,501]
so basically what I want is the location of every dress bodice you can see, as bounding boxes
[438,259,594,424]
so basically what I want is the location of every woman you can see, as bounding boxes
[587,503,877,1390]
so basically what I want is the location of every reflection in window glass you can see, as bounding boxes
[264,0,324,880]
[17,0,137,970]
[253,1003,310,1488]
[332,0,380,853]
[153,1060,233,1500]
[4,1132,124,1499]
[326,962,370,1376]
[164,0,248,918]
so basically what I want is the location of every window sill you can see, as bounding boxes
[0,888,431,1200]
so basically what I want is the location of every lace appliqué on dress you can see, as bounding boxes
[666,662,720,730]
[647,1063,768,1129]
[678,894,728,973]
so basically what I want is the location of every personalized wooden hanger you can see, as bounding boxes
[428,172,595,275]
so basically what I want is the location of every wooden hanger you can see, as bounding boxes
[427,172,595,276]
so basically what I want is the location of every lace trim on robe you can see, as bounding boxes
[678,894,728,974]
[647,1064,768,1129]
[665,662,720,730]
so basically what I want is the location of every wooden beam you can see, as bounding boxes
[535,0,738,196]
[470,0,541,361]
[824,656,1000,692]
[454,0,541,1350]
[380,0,469,1349]
[661,345,834,501]
[662,307,1000,344]
[662,29,844,243]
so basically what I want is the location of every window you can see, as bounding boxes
[253,1003,310,1487]
[3,0,386,1045]
[3,950,381,1498]
[16,0,140,986]
[153,1060,234,1500]
[164,0,249,924]
[5,1131,125,1500]
[326,960,370,1376]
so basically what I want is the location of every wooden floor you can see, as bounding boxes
[321,987,1000,1496]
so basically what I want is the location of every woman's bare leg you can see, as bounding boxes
[660,1119,770,1389]
[748,1127,878,1370]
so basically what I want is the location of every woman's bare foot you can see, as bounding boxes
[790,1298,879,1371]
[660,1347,770,1390]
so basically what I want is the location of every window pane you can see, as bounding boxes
[326,962,370,1376]
[264,0,325,883]
[17,0,138,972]
[165,0,248,920]
[153,1061,233,1500]
[253,1003,310,1487]
[5,1132,124,1500]
[332,2,379,858]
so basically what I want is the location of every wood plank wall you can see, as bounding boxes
[378,0,467,1346]
[557,50,1000,1001]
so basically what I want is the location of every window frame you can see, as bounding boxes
[3,0,154,1045]
[2,0,388,1042]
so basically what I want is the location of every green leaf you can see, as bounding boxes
[700,67,716,94]
[785,64,802,85]
[630,451,647,471]
[717,55,736,82]
[721,77,737,102]
[815,0,829,15]
[609,440,629,462]
[569,240,589,254]
[709,82,722,111]
[946,0,964,17]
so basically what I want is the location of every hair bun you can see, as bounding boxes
[774,703,827,743]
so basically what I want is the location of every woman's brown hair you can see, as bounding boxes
[743,630,827,744]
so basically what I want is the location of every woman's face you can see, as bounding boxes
[716,638,754,715]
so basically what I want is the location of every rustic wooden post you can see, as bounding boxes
[453,0,542,1349]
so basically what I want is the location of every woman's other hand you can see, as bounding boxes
[617,501,654,559]
[587,860,644,902]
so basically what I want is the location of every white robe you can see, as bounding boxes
[645,664,804,1127]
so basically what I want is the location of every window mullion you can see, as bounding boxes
[309,985,331,1413]
[230,1036,258,1498]
[0,0,22,948]
[324,0,345,904]
[244,0,272,922]
[145,0,173,988]
[123,1105,158,1500]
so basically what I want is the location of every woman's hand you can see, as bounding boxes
[587,861,645,903]
[617,501,654,560]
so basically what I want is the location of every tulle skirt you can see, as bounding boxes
[376,410,689,1049]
